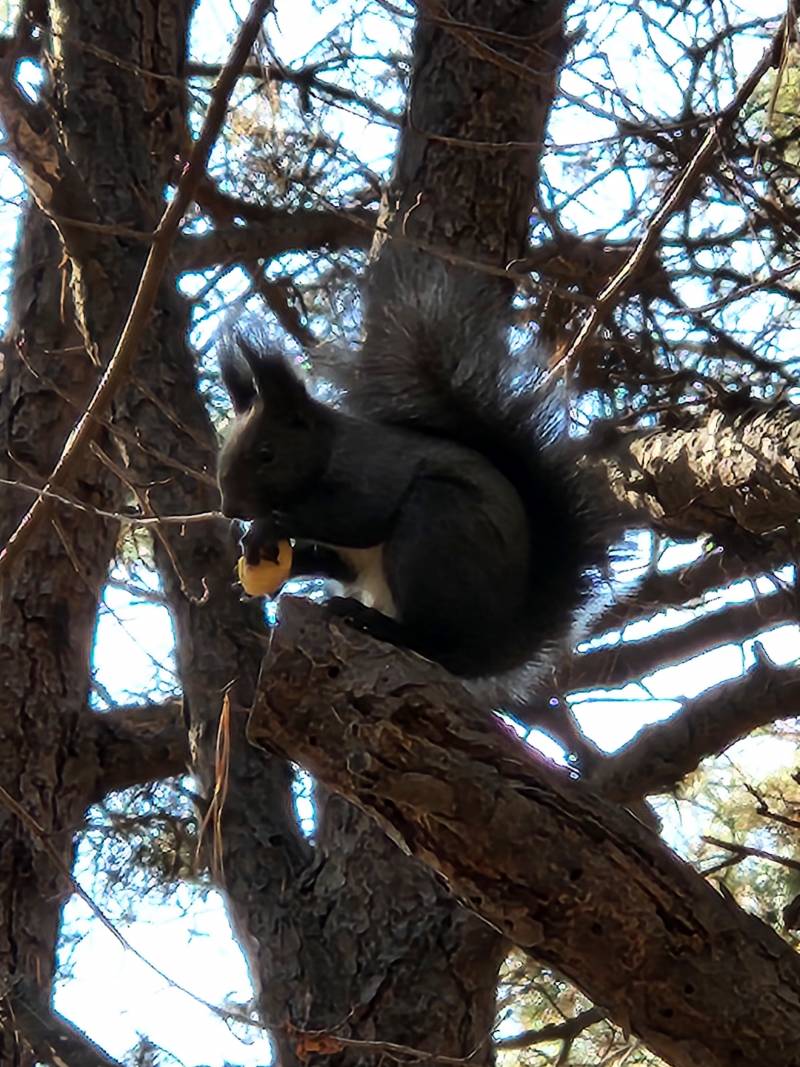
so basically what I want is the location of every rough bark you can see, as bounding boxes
[0,209,120,1062]
[249,598,800,1067]
[381,0,568,262]
[593,405,800,548]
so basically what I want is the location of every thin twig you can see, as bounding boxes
[0,476,220,526]
[0,0,274,579]
[702,835,800,874]
[0,782,261,1031]
[558,3,799,372]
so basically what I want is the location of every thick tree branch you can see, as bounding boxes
[584,658,800,802]
[87,701,189,803]
[248,598,800,1067]
[561,585,798,692]
[174,208,373,272]
[591,405,800,545]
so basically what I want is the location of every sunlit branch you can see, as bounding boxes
[585,657,800,803]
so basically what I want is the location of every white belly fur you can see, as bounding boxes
[334,544,397,618]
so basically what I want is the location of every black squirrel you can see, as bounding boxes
[217,249,607,684]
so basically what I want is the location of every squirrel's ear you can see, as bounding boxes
[238,340,309,413]
[219,345,256,414]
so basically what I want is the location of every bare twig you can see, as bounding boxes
[559,3,799,371]
[0,475,220,526]
[0,0,274,579]
[702,836,800,875]
[494,1007,605,1051]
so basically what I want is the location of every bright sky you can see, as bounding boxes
[0,0,797,1063]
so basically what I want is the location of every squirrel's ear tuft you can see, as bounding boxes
[219,344,256,414]
[238,339,309,413]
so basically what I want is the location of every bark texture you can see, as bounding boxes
[249,598,800,1067]
[594,405,800,548]
[0,210,120,1057]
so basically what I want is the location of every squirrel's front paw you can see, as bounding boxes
[241,518,282,566]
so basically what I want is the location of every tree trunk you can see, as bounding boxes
[0,2,190,1060]
[0,208,120,1065]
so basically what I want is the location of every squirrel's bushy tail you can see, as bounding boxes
[351,247,611,700]
[352,248,551,445]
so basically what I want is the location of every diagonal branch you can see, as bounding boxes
[586,550,783,638]
[0,0,274,581]
[561,1,800,369]
[494,1006,605,1051]
[584,658,800,803]
[561,585,798,692]
[248,597,800,1067]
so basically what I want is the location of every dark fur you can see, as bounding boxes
[217,249,607,683]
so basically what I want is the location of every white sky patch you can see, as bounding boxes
[56,881,272,1065]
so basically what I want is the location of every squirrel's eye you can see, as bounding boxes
[259,445,274,464]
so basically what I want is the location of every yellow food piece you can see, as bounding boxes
[237,540,293,597]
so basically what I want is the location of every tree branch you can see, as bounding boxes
[494,1006,605,1051]
[247,597,800,1067]
[88,700,189,803]
[586,550,781,638]
[561,585,798,692]
[174,208,373,272]
[591,404,800,545]
[186,59,403,126]
[584,658,800,803]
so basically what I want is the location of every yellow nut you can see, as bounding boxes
[236,540,293,597]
